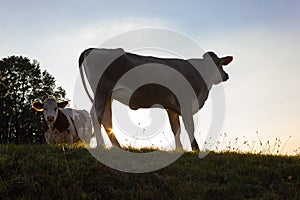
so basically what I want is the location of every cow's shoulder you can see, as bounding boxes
[61,108,74,116]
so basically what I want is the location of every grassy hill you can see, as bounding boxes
[0,144,299,199]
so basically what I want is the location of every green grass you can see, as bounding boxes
[0,144,299,199]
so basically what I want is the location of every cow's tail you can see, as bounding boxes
[79,48,94,104]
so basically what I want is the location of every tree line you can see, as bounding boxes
[0,55,66,144]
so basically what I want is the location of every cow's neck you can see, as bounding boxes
[48,122,55,131]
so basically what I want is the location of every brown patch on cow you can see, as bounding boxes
[43,109,69,132]
[55,110,69,132]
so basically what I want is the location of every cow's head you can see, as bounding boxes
[203,52,233,84]
[32,98,69,124]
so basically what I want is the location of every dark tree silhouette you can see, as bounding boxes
[0,56,66,144]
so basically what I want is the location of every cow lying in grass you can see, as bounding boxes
[32,97,93,145]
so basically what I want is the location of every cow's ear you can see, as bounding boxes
[32,101,44,111]
[220,56,233,66]
[58,100,69,108]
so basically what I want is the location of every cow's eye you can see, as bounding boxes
[44,108,47,111]
[54,107,58,111]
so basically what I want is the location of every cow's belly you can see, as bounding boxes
[112,88,132,105]
[110,64,201,115]
[112,89,202,116]
[112,84,181,114]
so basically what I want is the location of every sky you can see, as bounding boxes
[1,0,300,154]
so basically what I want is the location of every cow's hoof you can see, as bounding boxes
[191,141,199,151]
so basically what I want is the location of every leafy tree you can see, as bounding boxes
[0,55,66,144]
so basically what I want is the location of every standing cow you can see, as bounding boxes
[79,48,233,150]
[32,97,93,145]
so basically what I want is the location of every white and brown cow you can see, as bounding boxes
[79,48,233,150]
[32,97,93,145]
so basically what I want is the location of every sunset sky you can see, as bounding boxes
[1,0,299,154]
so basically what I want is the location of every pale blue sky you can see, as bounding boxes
[1,0,300,153]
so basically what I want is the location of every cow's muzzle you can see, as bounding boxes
[47,116,55,122]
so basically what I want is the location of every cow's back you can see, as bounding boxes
[63,108,92,144]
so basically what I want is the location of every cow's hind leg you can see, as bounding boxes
[167,110,182,149]
[95,83,122,148]
[102,97,121,148]
[91,104,104,147]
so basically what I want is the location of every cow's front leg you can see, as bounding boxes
[167,110,182,149]
[45,131,55,145]
[102,98,121,148]
[182,111,199,150]
[66,131,74,145]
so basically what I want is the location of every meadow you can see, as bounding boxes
[0,144,299,199]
